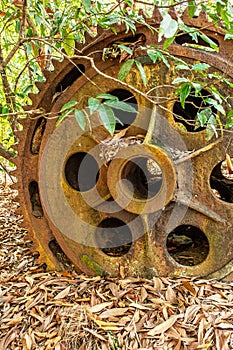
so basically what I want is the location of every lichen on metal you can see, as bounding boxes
[14,8,233,280]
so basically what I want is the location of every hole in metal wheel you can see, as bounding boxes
[210,159,233,203]
[95,218,132,257]
[167,225,209,266]
[173,89,216,132]
[104,89,138,129]
[29,181,43,218]
[31,117,46,154]
[175,33,219,52]
[49,239,73,271]
[55,64,85,95]
[65,152,100,192]
[121,156,163,199]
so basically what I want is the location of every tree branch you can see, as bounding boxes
[0,143,16,161]
[3,0,28,68]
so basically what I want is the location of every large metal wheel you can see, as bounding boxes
[14,9,233,280]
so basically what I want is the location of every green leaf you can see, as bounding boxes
[118,44,133,55]
[60,100,77,112]
[192,83,202,96]
[179,83,192,109]
[159,13,178,40]
[74,110,86,131]
[225,33,233,40]
[208,86,223,103]
[156,51,170,68]
[23,84,34,94]
[83,0,94,13]
[189,31,199,43]
[206,115,217,140]
[192,63,210,71]
[98,104,116,135]
[25,42,32,56]
[135,59,147,86]
[163,36,176,50]
[62,32,75,56]
[96,94,118,101]
[148,49,170,68]
[147,49,158,63]
[100,15,119,27]
[2,107,10,114]
[118,59,135,81]
[124,17,136,33]
[15,20,20,33]
[205,98,226,115]
[226,112,233,129]
[196,107,212,127]
[111,26,117,35]
[114,117,124,126]
[172,77,189,84]
[88,97,100,115]
[26,27,34,37]
[199,33,219,52]
[176,64,190,70]
[104,100,137,113]
[56,109,72,127]
[188,0,197,18]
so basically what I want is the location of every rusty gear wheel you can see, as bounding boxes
[14,8,233,280]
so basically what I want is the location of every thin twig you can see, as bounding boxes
[3,0,27,67]
[0,143,16,161]
[175,138,222,165]
[144,104,157,144]
[0,162,15,184]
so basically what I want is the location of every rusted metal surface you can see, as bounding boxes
[15,8,233,279]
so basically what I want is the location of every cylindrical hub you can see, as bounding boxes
[107,144,177,214]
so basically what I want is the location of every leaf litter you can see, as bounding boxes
[0,181,233,349]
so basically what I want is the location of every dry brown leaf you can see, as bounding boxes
[133,309,140,323]
[147,315,179,336]
[140,286,148,303]
[165,285,177,304]
[94,319,124,328]
[26,292,44,309]
[153,277,164,291]
[5,317,22,326]
[108,282,119,297]
[215,328,232,350]
[34,330,58,339]
[89,301,113,313]
[226,153,233,174]
[215,322,233,330]
[119,265,126,279]
[0,328,19,350]
[207,293,228,304]
[82,327,107,341]
[54,286,71,300]
[25,275,34,286]
[129,302,152,310]
[197,318,205,344]
[182,281,196,296]
[55,343,66,350]
[22,333,33,350]
[99,307,129,318]
[184,305,201,324]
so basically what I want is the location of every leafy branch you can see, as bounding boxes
[57,94,137,135]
